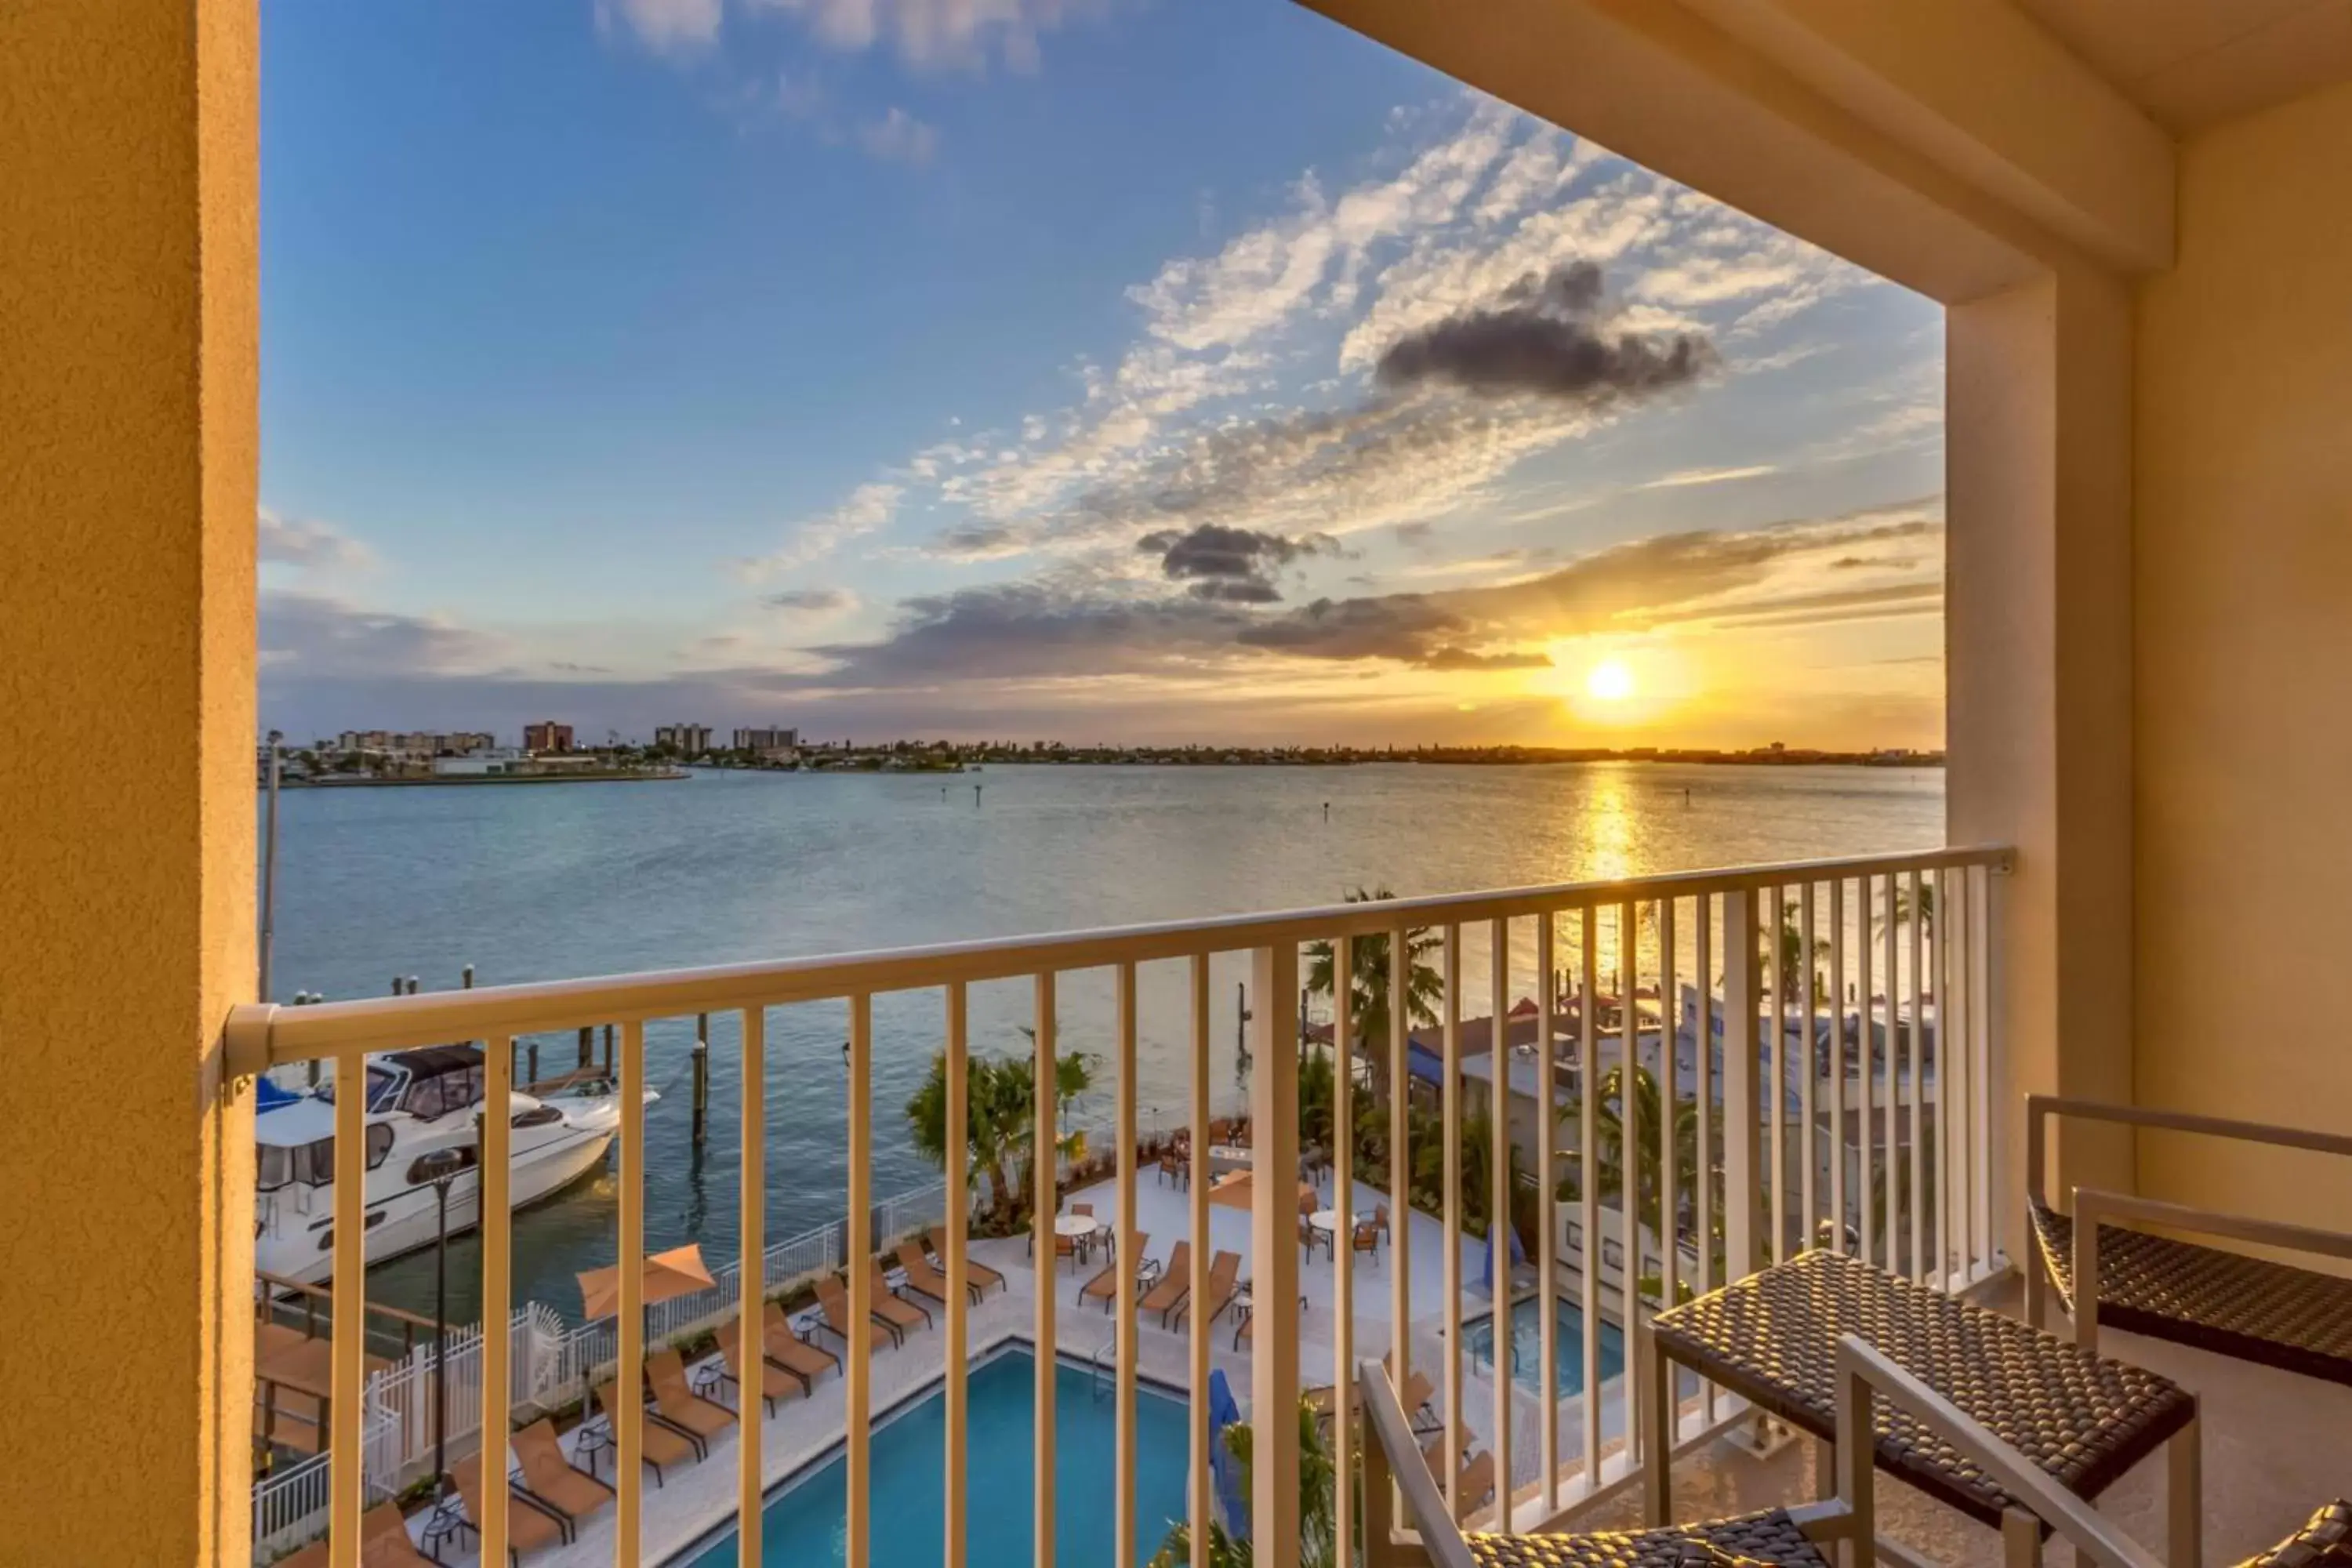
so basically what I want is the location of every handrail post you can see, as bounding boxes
[1722,890,1763,1283]
[1250,939,1302,1566]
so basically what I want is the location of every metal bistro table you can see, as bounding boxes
[1643,1250,2201,1567]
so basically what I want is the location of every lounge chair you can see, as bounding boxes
[869,1262,934,1334]
[1421,1439,1497,1520]
[646,1348,737,1448]
[1358,1334,2183,1564]
[925,1226,1005,1297]
[815,1272,902,1351]
[760,1300,840,1391]
[1183,1250,1241,1327]
[2024,1094,2352,1385]
[1078,1232,1150,1311]
[716,1318,805,1417]
[1139,1240,1192,1326]
[896,1239,978,1306]
[509,1417,613,1534]
[275,1502,435,1568]
[592,1378,704,1484]
[452,1452,572,1564]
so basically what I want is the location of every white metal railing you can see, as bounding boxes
[223,844,2009,1568]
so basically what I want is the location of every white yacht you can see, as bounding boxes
[254,1044,652,1285]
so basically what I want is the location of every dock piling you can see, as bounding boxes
[690,1021,710,1146]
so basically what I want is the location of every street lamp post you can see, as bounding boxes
[412,1147,469,1497]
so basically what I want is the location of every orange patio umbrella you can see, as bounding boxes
[576,1242,716,1321]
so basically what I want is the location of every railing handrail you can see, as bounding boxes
[227,844,2012,1066]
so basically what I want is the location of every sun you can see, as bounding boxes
[1586,658,1636,702]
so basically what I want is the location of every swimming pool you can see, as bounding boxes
[1460,1294,1627,1398]
[678,1347,1192,1566]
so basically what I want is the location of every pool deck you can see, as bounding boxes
[423,1173,1616,1567]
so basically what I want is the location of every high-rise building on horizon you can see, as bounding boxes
[731,726,797,752]
[655,724,713,753]
[523,720,574,754]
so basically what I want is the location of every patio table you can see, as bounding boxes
[1644,1250,2199,1556]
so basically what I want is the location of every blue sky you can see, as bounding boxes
[258,0,1946,748]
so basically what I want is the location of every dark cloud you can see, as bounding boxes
[765,586,854,612]
[1137,523,1335,603]
[1375,260,1718,405]
[1418,645,1552,672]
[258,590,506,680]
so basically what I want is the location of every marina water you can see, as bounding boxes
[261,762,1942,1323]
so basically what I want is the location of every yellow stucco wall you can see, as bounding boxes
[2135,78,2352,1237]
[0,3,258,1563]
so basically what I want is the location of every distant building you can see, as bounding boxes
[433,747,524,776]
[334,729,493,759]
[655,723,713,753]
[524,720,574,754]
[731,725,797,752]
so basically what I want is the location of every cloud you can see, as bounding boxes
[736,482,903,578]
[1374,260,1718,405]
[1138,523,1334,603]
[856,107,939,165]
[764,586,858,613]
[599,0,723,54]
[259,590,508,681]
[745,0,1102,71]
[258,509,379,580]
[1639,463,1777,490]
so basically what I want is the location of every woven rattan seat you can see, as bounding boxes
[2237,1501,2352,1568]
[1464,1508,1828,1568]
[2029,1198,2352,1386]
[1650,1251,2194,1528]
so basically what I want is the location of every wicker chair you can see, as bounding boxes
[1357,1337,2181,1568]
[2024,1095,2352,1384]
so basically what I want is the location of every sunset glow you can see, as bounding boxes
[1586,659,1636,703]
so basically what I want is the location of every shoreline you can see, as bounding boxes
[276,769,688,789]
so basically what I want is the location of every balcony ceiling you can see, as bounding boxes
[2013,0,2352,130]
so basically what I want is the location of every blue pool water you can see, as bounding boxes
[681,1349,1192,1566]
[1461,1294,1628,1398]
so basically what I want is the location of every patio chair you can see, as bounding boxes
[1080,1231,1150,1311]
[715,1318,805,1417]
[760,1300,840,1392]
[1352,1216,1381,1261]
[869,1261,935,1334]
[925,1226,1006,1297]
[591,1378,704,1483]
[897,1238,981,1305]
[452,1452,572,1564]
[509,1417,614,1532]
[815,1272,902,1350]
[1141,1240,1192,1326]
[1185,1250,1242,1327]
[646,1348,737,1447]
[275,1502,436,1568]
[1357,1334,2190,1566]
[1418,1440,1497,1521]
[2024,1094,2352,1385]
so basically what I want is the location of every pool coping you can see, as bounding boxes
[659,1331,1195,1566]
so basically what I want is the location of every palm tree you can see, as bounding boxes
[1563,1063,1702,1243]
[1305,887,1443,1104]
[1149,1395,1338,1568]
[1769,895,1831,1000]
[903,1045,1097,1229]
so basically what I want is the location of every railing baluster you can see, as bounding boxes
[1933,869,1954,1289]
[1694,897,1715,1425]
[1031,975,1056,1568]
[1535,910,1559,1514]
[1617,899,1640,1465]
[1659,897,1679,1319]
[1828,881,1846,1256]
[1721,891,1762,1285]
[482,1033,514,1566]
[1763,883,1783,1266]
[1908,867,1927,1283]
[328,1051,365,1568]
[619,1017,646,1568]
[1114,963,1138,1568]
[1387,922,1411,1523]
[1863,879,1882,1269]
[737,1008,764,1560]
[1188,956,1210,1568]
[1441,924,1463,1516]
[1247,941,1301,1556]
[1799,882,1817,1250]
[945,983,969,1568]
[846,994,873,1568]
[1578,906,1600,1489]
[1973,866,1996,1272]
[1880,874,1900,1271]
[1488,916,1512,1521]
[1332,935,1356,1567]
